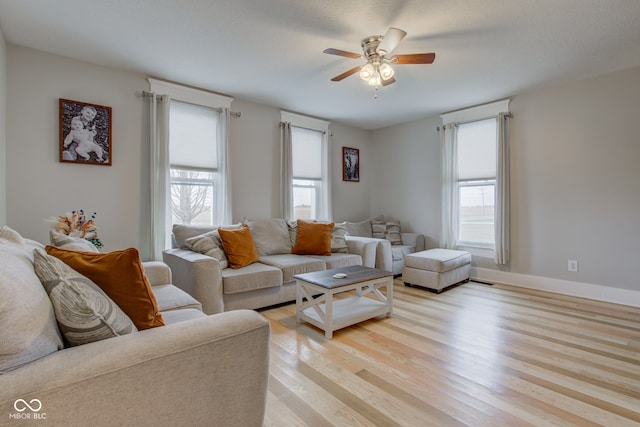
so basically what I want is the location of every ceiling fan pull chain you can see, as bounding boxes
[374,86,379,100]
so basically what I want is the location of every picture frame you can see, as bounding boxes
[59,98,112,165]
[342,146,360,182]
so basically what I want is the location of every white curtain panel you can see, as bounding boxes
[320,129,332,221]
[216,108,232,225]
[280,122,293,221]
[149,94,171,261]
[440,123,458,249]
[494,112,510,265]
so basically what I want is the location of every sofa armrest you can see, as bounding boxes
[401,233,425,252]
[0,310,270,426]
[162,248,224,315]
[345,236,393,272]
[142,260,172,286]
[345,239,377,268]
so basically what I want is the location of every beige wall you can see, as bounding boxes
[4,45,371,259]
[369,115,442,249]
[5,43,639,295]
[370,66,640,293]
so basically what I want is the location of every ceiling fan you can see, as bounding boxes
[323,27,436,90]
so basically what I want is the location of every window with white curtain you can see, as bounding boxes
[281,111,331,221]
[147,78,233,260]
[457,118,497,247]
[169,100,217,226]
[441,98,510,263]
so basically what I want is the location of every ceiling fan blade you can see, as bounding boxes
[393,53,436,64]
[323,48,361,59]
[330,66,362,81]
[382,76,396,87]
[377,27,407,55]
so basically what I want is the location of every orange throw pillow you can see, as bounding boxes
[292,220,334,256]
[217,224,259,269]
[45,246,164,330]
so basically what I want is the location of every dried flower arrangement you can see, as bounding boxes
[50,209,104,249]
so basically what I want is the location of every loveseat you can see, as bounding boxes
[0,226,270,426]
[345,217,425,276]
[163,218,377,314]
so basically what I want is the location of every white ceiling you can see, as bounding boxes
[1,0,639,130]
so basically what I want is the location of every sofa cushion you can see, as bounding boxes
[330,222,349,253]
[0,227,64,374]
[49,229,99,252]
[160,308,207,324]
[372,217,403,245]
[184,230,228,269]
[221,262,282,294]
[345,219,372,237]
[247,218,292,256]
[152,284,203,312]
[172,224,216,248]
[259,254,325,283]
[307,253,362,270]
[32,249,137,347]
[218,224,260,269]
[45,246,165,330]
[289,221,349,254]
[392,245,415,262]
[292,220,333,256]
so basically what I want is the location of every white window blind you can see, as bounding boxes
[457,119,496,180]
[292,127,322,179]
[169,100,218,170]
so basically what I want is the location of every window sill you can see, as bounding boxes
[456,244,494,259]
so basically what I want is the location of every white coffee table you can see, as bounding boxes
[294,265,394,339]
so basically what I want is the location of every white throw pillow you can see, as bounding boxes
[49,229,99,252]
[0,227,63,373]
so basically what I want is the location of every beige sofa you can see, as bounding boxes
[163,219,377,314]
[0,227,270,426]
[345,217,425,275]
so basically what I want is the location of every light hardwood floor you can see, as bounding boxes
[261,279,640,426]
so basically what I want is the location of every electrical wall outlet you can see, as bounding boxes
[568,260,578,272]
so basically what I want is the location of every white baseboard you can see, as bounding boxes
[471,267,640,308]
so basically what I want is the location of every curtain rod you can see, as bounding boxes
[437,113,512,131]
[141,91,241,118]
[281,122,327,135]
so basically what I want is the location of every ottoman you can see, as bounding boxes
[402,249,471,292]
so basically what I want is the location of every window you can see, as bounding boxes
[281,111,330,221]
[292,126,324,220]
[148,78,233,260]
[457,118,497,247]
[440,98,510,260]
[169,100,218,226]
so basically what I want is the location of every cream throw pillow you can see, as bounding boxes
[185,230,229,269]
[0,227,64,374]
[49,229,99,252]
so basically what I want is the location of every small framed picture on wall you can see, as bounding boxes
[59,98,112,165]
[342,146,360,182]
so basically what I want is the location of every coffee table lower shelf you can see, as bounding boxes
[299,296,389,337]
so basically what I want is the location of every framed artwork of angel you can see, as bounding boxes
[59,98,112,165]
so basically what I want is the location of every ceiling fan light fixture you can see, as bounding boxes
[359,63,374,80]
[367,72,381,86]
[380,62,395,80]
